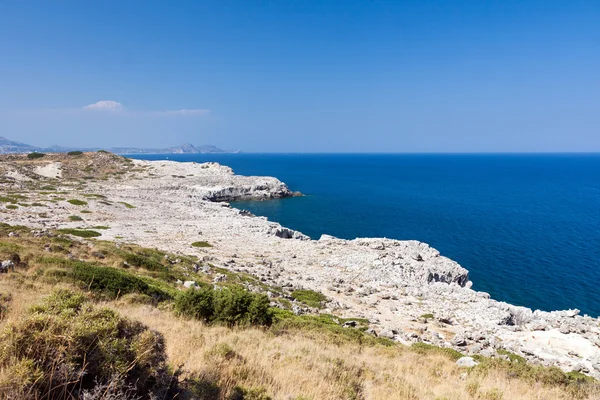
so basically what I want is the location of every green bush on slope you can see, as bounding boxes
[0,290,174,399]
[175,286,272,327]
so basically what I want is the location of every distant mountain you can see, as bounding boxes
[0,136,238,155]
[0,136,37,153]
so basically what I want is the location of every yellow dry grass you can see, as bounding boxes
[0,235,597,400]
[104,303,594,400]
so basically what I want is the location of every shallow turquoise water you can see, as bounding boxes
[132,153,600,316]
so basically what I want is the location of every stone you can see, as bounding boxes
[378,328,397,339]
[183,281,197,289]
[456,357,479,368]
[0,260,15,273]
[451,334,467,347]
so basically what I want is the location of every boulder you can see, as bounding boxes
[456,357,479,368]
[183,281,197,289]
[0,260,14,273]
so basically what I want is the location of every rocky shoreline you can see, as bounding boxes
[1,154,599,378]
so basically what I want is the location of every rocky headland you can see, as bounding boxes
[1,152,599,379]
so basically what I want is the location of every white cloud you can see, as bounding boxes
[156,109,211,116]
[82,100,124,112]
[80,101,209,116]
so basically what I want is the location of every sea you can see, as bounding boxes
[131,153,600,317]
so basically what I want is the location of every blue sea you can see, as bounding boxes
[132,153,600,317]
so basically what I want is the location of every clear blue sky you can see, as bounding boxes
[1,0,599,152]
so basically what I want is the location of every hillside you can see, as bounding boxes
[0,151,599,399]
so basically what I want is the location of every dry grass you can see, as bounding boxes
[0,230,598,399]
[101,303,595,400]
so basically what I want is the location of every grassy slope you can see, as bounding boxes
[0,225,597,399]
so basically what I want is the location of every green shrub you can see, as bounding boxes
[67,199,88,206]
[5,205,18,210]
[68,215,83,221]
[57,228,101,238]
[176,287,215,322]
[175,286,272,327]
[119,201,136,209]
[67,150,83,156]
[72,262,172,300]
[123,252,166,272]
[26,152,45,159]
[0,290,173,398]
[191,241,212,248]
[271,310,391,347]
[420,313,434,320]
[496,349,526,363]
[291,289,327,308]
[410,342,464,361]
[97,150,109,154]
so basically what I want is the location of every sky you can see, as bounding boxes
[1,0,599,153]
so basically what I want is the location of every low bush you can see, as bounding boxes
[175,286,272,327]
[67,150,83,156]
[410,342,464,361]
[123,252,166,272]
[191,241,213,248]
[68,215,83,221]
[26,152,45,159]
[69,262,173,301]
[192,241,212,247]
[42,259,174,301]
[291,289,327,308]
[0,290,174,399]
[271,310,392,346]
[57,228,101,238]
[67,199,88,206]
[472,355,599,398]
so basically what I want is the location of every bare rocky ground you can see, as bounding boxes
[2,152,600,378]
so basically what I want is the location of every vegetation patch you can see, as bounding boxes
[67,199,88,206]
[175,285,272,327]
[68,215,83,221]
[26,152,45,159]
[80,209,92,213]
[291,289,327,308]
[119,201,136,209]
[0,290,174,399]
[122,252,166,272]
[57,228,102,238]
[67,150,83,156]
[5,205,18,210]
[411,342,464,361]
[271,310,392,347]
[91,225,110,230]
[191,241,213,248]
[471,356,598,397]
[44,261,174,301]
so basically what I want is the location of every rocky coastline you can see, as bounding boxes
[1,153,599,378]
